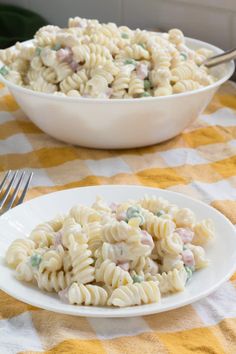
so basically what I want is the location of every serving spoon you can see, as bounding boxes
[203,47,236,68]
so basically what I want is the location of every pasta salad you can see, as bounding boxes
[5,194,214,307]
[0,16,216,98]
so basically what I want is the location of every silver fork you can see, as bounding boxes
[0,170,33,215]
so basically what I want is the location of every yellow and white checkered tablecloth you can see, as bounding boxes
[0,81,236,354]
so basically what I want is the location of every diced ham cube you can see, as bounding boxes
[181,249,195,267]
[141,230,154,248]
[175,228,194,244]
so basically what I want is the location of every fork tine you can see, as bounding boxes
[0,170,18,209]
[3,171,25,213]
[0,170,11,194]
[16,172,33,206]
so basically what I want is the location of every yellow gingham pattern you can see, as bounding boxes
[0,81,236,354]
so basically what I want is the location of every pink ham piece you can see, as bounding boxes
[141,230,154,248]
[52,231,63,249]
[116,211,127,222]
[117,262,130,271]
[109,202,118,213]
[175,228,194,244]
[147,258,158,275]
[56,47,73,63]
[106,87,113,98]
[136,63,148,80]
[69,60,79,71]
[181,249,195,267]
[76,20,87,28]
[58,287,69,303]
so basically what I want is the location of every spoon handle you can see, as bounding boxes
[203,48,236,68]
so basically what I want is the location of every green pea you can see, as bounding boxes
[126,206,141,219]
[35,47,42,56]
[130,211,140,218]
[185,266,194,282]
[138,43,145,49]
[52,43,61,51]
[132,274,144,283]
[189,265,195,272]
[140,91,150,97]
[121,33,129,39]
[129,214,145,226]
[180,52,188,61]
[156,210,165,217]
[183,245,188,251]
[124,59,136,66]
[30,254,42,268]
[0,66,9,76]
[144,79,151,90]
[137,214,145,226]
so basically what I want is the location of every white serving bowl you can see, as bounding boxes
[0,38,234,149]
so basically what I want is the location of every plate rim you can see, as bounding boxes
[0,184,236,317]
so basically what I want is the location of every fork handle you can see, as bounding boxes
[203,48,236,68]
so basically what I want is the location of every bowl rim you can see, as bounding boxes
[0,36,235,104]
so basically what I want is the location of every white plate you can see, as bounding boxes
[0,185,236,317]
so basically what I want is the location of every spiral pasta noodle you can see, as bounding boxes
[70,204,101,225]
[173,80,202,93]
[108,281,160,307]
[142,209,176,240]
[6,239,35,268]
[102,220,143,244]
[156,266,188,294]
[67,283,108,305]
[69,243,95,284]
[95,259,133,288]
[36,270,72,292]
[193,219,214,245]
[16,258,35,282]
[61,217,87,247]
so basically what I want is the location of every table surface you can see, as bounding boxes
[0,81,236,354]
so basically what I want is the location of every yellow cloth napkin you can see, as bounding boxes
[0,81,236,354]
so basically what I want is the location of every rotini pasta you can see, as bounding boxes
[156,266,188,294]
[138,194,169,214]
[16,258,35,282]
[188,244,209,269]
[84,222,103,255]
[161,255,184,273]
[6,239,35,268]
[155,232,183,257]
[107,281,160,307]
[128,72,145,97]
[91,195,112,214]
[69,242,95,284]
[174,208,196,228]
[95,259,133,288]
[100,240,151,263]
[39,245,64,273]
[69,204,101,225]
[101,220,143,244]
[173,80,202,93]
[61,217,87,249]
[0,18,215,98]
[60,69,88,93]
[36,270,72,292]
[5,194,214,308]
[142,209,176,240]
[67,283,108,306]
[192,219,214,245]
